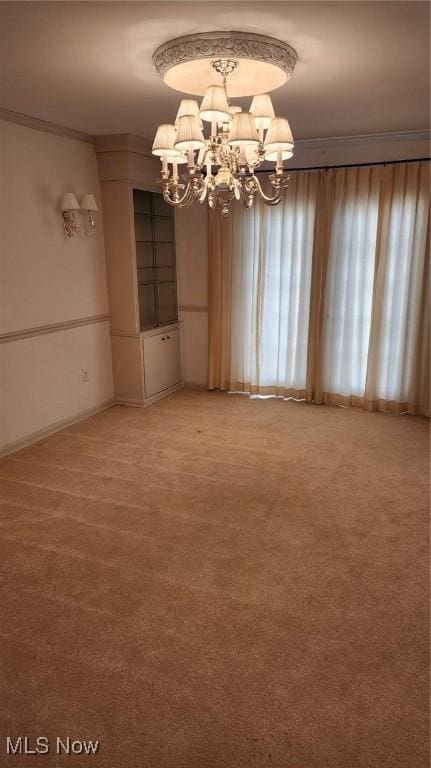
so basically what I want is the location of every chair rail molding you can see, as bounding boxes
[0,314,110,344]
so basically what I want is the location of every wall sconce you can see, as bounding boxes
[61,192,80,238]
[80,194,98,235]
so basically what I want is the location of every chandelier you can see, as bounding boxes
[151,32,298,216]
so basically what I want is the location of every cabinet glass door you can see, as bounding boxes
[157,282,178,325]
[133,190,178,330]
[138,283,156,329]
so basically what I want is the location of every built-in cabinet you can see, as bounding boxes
[96,135,183,407]
[143,327,181,399]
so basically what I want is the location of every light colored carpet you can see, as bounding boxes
[0,389,429,768]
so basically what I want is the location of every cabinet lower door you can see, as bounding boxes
[143,329,181,399]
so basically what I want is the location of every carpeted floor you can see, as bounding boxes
[0,389,429,768]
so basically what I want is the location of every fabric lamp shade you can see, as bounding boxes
[250,93,275,129]
[264,148,294,161]
[227,112,260,147]
[264,117,294,152]
[167,152,187,164]
[152,124,178,156]
[61,192,80,211]
[174,115,205,151]
[80,193,98,211]
[175,99,203,128]
[229,105,242,117]
[199,85,229,122]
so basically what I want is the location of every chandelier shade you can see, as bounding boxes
[250,93,275,129]
[264,117,294,152]
[199,85,230,122]
[174,115,205,151]
[167,152,188,164]
[151,124,178,156]
[175,99,203,128]
[228,112,260,147]
[264,148,294,161]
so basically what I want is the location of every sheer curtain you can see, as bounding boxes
[209,171,318,397]
[365,162,430,414]
[320,167,380,403]
[208,161,430,417]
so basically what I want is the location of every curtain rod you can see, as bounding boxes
[255,157,430,173]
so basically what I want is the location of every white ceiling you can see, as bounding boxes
[0,1,429,141]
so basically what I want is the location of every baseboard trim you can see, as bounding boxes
[114,397,144,407]
[0,398,115,458]
[184,382,208,390]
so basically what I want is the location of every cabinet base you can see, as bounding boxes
[144,381,184,408]
[114,381,184,409]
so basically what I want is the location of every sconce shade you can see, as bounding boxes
[174,115,205,151]
[250,93,275,129]
[175,99,203,128]
[227,112,260,147]
[199,85,230,123]
[80,193,98,211]
[264,117,294,152]
[229,105,242,118]
[61,192,80,211]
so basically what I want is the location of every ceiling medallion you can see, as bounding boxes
[152,32,298,217]
[153,32,298,97]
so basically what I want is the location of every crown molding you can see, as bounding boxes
[0,107,94,144]
[295,129,431,149]
[95,133,153,156]
[1,107,429,155]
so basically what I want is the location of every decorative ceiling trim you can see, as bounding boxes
[0,107,94,144]
[153,31,298,81]
[295,129,431,148]
[95,133,153,156]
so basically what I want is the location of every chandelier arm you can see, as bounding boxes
[162,182,195,208]
[252,174,290,206]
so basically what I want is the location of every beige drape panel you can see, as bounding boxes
[208,209,233,390]
[364,162,430,415]
[209,171,319,396]
[310,165,382,407]
[208,161,430,416]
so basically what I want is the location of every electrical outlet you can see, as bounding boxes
[81,368,88,383]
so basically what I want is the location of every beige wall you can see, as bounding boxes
[175,205,208,387]
[0,120,113,452]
